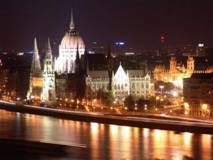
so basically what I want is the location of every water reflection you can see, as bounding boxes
[0,110,212,159]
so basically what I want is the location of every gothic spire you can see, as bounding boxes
[34,37,38,52]
[69,9,75,32]
[31,37,41,73]
[45,38,52,59]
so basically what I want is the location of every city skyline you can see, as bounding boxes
[1,0,213,51]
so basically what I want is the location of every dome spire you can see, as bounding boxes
[69,9,75,32]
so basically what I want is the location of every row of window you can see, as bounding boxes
[131,83,149,89]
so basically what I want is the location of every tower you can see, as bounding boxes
[27,38,43,100]
[187,56,195,73]
[170,57,177,72]
[41,38,56,103]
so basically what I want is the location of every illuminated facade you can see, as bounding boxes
[183,73,213,117]
[27,38,43,100]
[41,39,56,103]
[28,38,56,104]
[86,63,151,98]
[153,56,194,88]
[55,11,85,74]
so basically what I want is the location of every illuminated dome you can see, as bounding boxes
[55,10,85,74]
[60,32,85,49]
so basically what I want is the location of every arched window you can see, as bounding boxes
[121,84,124,90]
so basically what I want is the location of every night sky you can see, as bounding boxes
[0,0,213,51]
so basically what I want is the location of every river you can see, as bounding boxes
[0,109,212,159]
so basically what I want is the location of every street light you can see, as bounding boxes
[155,96,160,108]
[201,104,208,110]
[144,104,148,111]
[159,85,164,95]
[134,103,138,111]
[184,102,190,110]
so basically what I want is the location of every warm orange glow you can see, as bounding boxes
[201,104,208,110]
[32,77,43,87]
[184,102,190,110]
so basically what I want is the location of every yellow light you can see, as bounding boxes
[172,78,183,88]
[159,85,164,89]
[201,104,208,110]
[156,96,160,100]
[184,102,190,110]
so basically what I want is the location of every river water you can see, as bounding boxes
[0,109,212,160]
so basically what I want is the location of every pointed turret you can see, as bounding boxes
[31,38,41,74]
[69,9,75,32]
[45,38,52,59]
[41,38,56,103]
[34,37,38,53]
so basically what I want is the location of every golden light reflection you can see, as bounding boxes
[110,125,119,135]
[153,129,168,159]
[154,129,163,141]
[120,126,132,159]
[133,127,139,139]
[90,122,100,159]
[121,126,131,139]
[109,124,120,160]
[183,132,192,147]
[91,122,99,134]
[143,128,150,138]
[201,134,212,160]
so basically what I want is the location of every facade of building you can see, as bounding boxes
[41,39,56,103]
[183,73,213,117]
[26,11,155,103]
[27,38,56,104]
[86,63,152,99]
[27,11,87,103]
[153,56,194,88]
[27,38,43,101]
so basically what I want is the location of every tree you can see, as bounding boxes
[137,97,149,108]
[103,91,114,107]
[124,95,135,111]
[97,90,114,107]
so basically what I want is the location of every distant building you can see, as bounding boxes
[183,73,213,117]
[196,43,205,57]
[153,56,194,88]
[86,62,152,99]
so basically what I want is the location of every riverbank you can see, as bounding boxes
[0,138,87,160]
[0,101,213,134]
